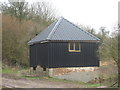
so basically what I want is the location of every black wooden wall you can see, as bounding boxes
[29,43,48,67]
[29,42,99,68]
[48,42,99,68]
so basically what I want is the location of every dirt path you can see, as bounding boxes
[2,76,84,88]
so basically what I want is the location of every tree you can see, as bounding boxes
[28,2,56,25]
[0,0,29,21]
[97,27,111,61]
[110,31,118,86]
[1,1,56,67]
[78,24,96,35]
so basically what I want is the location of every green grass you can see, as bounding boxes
[0,69,2,73]
[2,67,18,74]
[22,76,41,80]
[2,67,102,88]
[85,83,101,88]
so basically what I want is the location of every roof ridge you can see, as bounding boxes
[46,17,63,40]
[63,18,100,40]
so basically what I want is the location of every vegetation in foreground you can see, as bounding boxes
[2,60,118,88]
[2,66,101,88]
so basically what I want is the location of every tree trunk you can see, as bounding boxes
[118,40,120,87]
[118,63,120,87]
[118,32,120,87]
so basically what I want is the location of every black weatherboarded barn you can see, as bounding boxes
[28,17,100,70]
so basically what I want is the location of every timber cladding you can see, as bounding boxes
[48,42,99,68]
[29,42,99,68]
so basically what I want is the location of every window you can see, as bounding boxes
[68,42,81,52]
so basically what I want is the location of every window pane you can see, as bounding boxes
[70,43,74,50]
[75,43,80,50]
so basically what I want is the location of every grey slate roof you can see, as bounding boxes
[28,17,100,45]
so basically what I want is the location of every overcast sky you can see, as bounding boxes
[1,0,119,33]
[47,0,119,33]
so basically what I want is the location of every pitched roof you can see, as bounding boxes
[28,17,100,45]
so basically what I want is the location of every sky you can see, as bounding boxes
[1,0,119,33]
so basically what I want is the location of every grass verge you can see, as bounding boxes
[2,67,102,88]
[2,67,18,74]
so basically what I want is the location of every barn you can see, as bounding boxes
[28,17,100,71]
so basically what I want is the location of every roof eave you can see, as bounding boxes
[28,40,49,45]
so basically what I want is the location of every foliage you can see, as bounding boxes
[97,27,111,61]
[79,25,96,35]
[28,2,56,25]
[1,1,56,67]
[97,27,119,87]
[91,26,118,64]
[2,15,32,66]
[0,0,29,21]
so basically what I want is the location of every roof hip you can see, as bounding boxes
[46,17,63,40]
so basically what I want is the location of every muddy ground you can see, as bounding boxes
[2,74,84,88]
